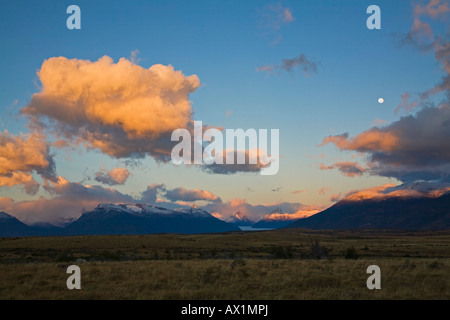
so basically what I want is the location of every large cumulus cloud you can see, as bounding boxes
[22,55,200,160]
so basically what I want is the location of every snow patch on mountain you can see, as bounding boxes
[343,181,450,202]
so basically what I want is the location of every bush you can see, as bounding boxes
[343,247,359,260]
[271,245,293,259]
[306,240,332,260]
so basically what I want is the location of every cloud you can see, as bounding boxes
[320,130,399,153]
[140,184,221,204]
[257,54,319,77]
[291,189,308,194]
[0,131,56,195]
[395,93,419,114]
[318,187,331,195]
[255,65,275,74]
[201,149,274,174]
[372,118,388,127]
[261,206,321,221]
[260,3,294,31]
[414,0,450,19]
[141,183,165,204]
[95,168,130,186]
[320,161,366,177]
[164,187,222,203]
[258,3,294,45]
[283,8,294,22]
[1,176,135,226]
[320,1,450,183]
[22,55,200,160]
[203,199,309,221]
[322,102,450,182]
[329,193,342,203]
[395,0,449,112]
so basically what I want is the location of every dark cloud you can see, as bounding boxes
[141,184,165,204]
[201,149,273,174]
[320,161,366,177]
[322,103,450,182]
[257,54,319,77]
[94,168,130,186]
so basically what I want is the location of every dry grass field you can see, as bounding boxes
[0,228,449,299]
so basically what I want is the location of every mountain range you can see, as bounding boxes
[0,204,239,237]
[2,182,450,237]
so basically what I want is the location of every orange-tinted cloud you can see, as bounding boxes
[322,103,450,182]
[318,187,331,195]
[395,92,419,114]
[329,193,342,202]
[283,8,294,22]
[262,206,321,221]
[164,187,221,203]
[0,131,55,194]
[320,161,366,177]
[291,189,308,194]
[22,55,200,160]
[414,0,450,19]
[260,3,294,30]
[95,168,130,186]
[321,129,399,153]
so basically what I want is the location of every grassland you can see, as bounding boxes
[0,228,449,299]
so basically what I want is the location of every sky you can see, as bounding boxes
[0,0,449,225]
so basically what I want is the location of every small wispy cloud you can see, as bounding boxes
[318,187,331,195]
[258,3,294,44]
[260,3,295,31]
[257,54,319,77]
[291,189,308,194]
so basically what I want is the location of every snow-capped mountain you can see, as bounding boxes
[252,207,320,229]
[63,203,239,235]
[0,204,239,237]
[343,181,450,202]
[226,211,255,226]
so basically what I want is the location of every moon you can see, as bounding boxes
[378,98,384,104]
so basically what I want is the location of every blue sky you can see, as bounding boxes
[0,0,448,224]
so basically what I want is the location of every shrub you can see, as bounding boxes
[343,247,359,260]
[307,240,331,260]
[271,245,293,259]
